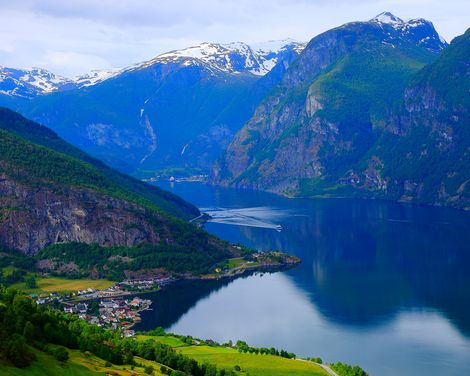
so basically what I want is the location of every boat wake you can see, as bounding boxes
[200,206,287,231]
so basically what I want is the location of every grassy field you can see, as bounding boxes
[70,351,166,376]
[1,335,329,376]
[1,348,100,376]
[177,345,327,376]
[136,335,329,375]
[136,334,188,348]
[0,348,167,376]
[226,258,248,269]
[10,277,115,294]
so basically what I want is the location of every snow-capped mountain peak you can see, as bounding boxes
[371,12,404,25]
[367,12,447,52]
[0,40,305,98]
[0,65,126,97]
[134,40,305,76]
[0,66,73,97]
[72,69,121,87]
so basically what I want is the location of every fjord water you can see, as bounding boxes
[139,182,470,376]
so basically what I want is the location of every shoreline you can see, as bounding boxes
[73,254,300,302]
[160,179,470,214]
[34,251,301,336]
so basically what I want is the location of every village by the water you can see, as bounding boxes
[28,252,298,338]
[32,277,172,337]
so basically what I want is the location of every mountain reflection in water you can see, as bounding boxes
[138,182,470,376]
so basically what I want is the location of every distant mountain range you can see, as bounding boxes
[134,40,305,76]
[1,12,468,209]
[0,39,304,174]
[0,39,305,98]
[0,66,120,98]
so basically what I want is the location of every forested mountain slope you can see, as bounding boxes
[214,14,470,209]
[0,108,235,264]
[1,41,303,176]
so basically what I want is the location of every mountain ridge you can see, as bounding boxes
[0,39,305,98]
[1,39,304,175]
[0,107,236,259]
[213,13,467,209]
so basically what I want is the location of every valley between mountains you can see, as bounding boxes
[2,13,468,209]
[0,9,469,376]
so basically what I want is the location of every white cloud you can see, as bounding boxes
[39,51,112,77]
[0,0,468,77]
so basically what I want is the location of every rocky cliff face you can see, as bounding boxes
[343,28,470,209]
[0,173,172,255]
[0,108,213,255]
[214,15,470,209]
[213,27,355,188]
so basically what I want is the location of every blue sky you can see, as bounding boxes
[0,0,468,77]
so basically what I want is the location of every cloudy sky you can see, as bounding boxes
[0,0,468,77]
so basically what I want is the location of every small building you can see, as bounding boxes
[129,297,143,307]
[123,330,135,337]
[77,303,88,314]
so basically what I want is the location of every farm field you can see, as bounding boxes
[176,344,328,376]
[10,277,114,294]
[136,334,188,348]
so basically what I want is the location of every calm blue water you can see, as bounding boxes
[138,182,470,376]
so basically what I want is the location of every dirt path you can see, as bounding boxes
[320,364,340,376]
[295,358,340,376]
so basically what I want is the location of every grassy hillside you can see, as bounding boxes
[310,43,432,125]
[1,348,101,376]
[177,346,326,376]
[1,347,169,376]
[135,333,370,376]
[0,288,367,376]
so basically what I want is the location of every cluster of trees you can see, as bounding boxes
[0,247,36,287]
[0,268,25,286]
[331,362,368,376]
[0,285,232,375]
[37,239,232,280]
[43,344,69,362]
[306,357,323,364]
[235,340,296,359]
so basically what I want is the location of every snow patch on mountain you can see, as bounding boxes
[2,20,444,99]
[73,69,121,87]
[0,40,305,97]
[369,12,447,51]
[0,66,73,97]
[371,12,404,26]
[133,40,305,76]
[0,66,121,97]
